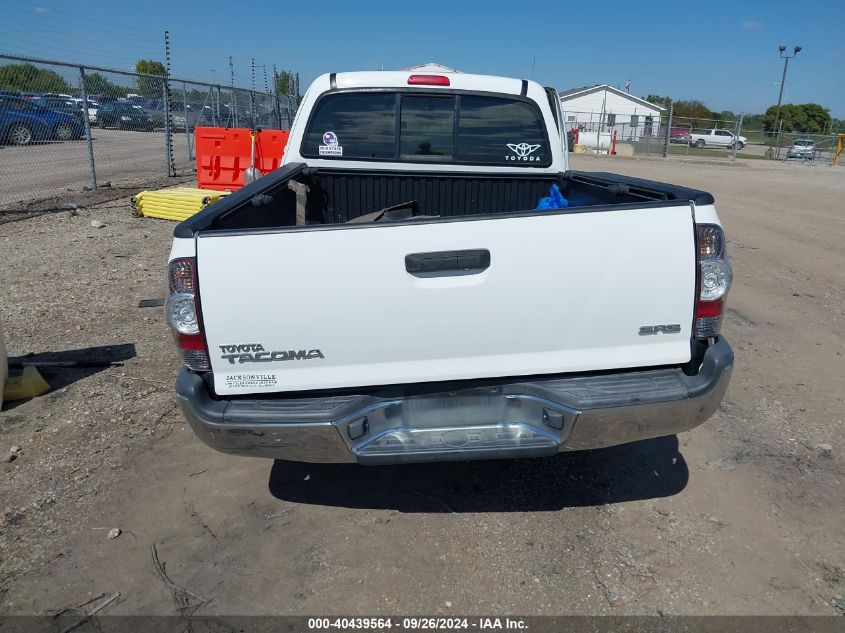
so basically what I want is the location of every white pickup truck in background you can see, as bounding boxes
[689,128,747,149]
[167,69,734,465]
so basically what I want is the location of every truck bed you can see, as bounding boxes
[176,165,714,236]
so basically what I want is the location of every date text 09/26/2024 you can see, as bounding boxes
[307,618,528,630]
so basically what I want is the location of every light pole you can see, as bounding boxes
[770,44,801,158]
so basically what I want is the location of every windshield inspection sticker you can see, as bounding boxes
[224,373,278,390]
[319,130,343,156]
[506,142,541,162]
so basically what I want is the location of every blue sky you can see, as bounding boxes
[2,0,844,117]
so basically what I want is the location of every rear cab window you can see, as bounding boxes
[301,91,551,167]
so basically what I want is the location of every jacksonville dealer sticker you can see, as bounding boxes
[223,373,278,390]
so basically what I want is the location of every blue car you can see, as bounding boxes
[0,92,85,145]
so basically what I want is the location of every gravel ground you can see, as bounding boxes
[0,155,843,618]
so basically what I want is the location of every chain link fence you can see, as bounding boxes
[0,54,299,207]
[4,56,839,208]
[560,106,842,166]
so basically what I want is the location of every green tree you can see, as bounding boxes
[716,110,736,125]
[135,59,166,99]
[83,72,126,98]
[800,103,831,133]
[742,113,766,130]
[642,95,716,127]
[184,89,207,103]
[274,70,295,95]
[0,63,70,93]
[672,100,712,120]
[664,100,713,129]
[643,94,672,109]
[762,103,831,133]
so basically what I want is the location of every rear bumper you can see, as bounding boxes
[176,338,733,465]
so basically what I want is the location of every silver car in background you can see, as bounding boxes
[785,139,816,161]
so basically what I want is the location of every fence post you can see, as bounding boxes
[216,86,223,126]
[78,67,97,191]
[163,83,175,176]
[182,81,192,163]
[250,90,256,129]
[163,32,176,176]
[272,66,281,129]
[774,119,784,160]
[731,113,744,163]
[662,103,673,158]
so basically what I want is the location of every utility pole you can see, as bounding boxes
[769,44,801,159]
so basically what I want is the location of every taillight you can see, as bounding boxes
[166,257,210,371]
[694,224,732,338]
[407,74,450,86]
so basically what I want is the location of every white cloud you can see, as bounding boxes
[742,20,761,30]
[34,5,50,13]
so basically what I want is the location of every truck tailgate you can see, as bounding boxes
[197,206,696,395]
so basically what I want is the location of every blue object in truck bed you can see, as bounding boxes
[536,183,569,210]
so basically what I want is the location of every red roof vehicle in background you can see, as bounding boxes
[670,123,692,144]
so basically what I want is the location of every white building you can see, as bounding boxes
[559,84,664,141]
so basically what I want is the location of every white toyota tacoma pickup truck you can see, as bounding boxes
[167,69,734,465]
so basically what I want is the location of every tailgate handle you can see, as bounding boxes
[405,249,490,275]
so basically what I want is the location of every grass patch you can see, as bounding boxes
[627,141,768,160]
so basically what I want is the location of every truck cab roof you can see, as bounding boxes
[318,70,530,95]
[283,70,567,174]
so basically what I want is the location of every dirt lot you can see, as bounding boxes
[0,156,843,618]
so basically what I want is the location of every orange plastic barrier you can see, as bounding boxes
[195,127,290,191]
